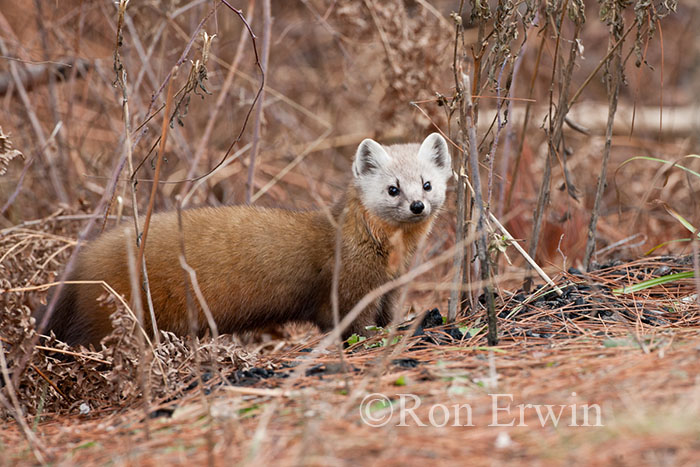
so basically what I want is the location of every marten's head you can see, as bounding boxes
[352,133,452,225]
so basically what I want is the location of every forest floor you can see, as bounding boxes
[2,252,700,466]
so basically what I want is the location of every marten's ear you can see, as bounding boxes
[353,139,391,178]
[418,133,450,172]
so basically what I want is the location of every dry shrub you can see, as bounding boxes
[333,0,451,124]
[0,227,262,417]
[0,127,24,176]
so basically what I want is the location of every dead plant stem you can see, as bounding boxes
[180,0,255,198]
[245,0,271,204]
[137,66,179,344]
[583,14,624,269]
[526,3,581,289]
[448,0,466,324]
[464,74,498,345]
[505,26,545,212]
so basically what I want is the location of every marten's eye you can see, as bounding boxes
[423,181,432,191]
[388,186,400,197]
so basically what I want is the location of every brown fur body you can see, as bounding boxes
[40,186,432,347]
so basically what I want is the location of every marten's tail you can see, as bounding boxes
[33,284,83,346]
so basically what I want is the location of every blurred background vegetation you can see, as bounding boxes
[0,0,697,299]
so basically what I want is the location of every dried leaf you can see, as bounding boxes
[0,127,25,176]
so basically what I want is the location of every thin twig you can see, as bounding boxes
[0,37,68,204]
[136,66,179,344]
[0,342,47,464]
[330,205,351,382]
[180,0,255,199]
[34,0,68,197]
[567,21,636,108]
[246,0,271,204]
[124,227,151,439]
[190,0,266,190]
[526,2,581,290]
[113,0,143,247]
[463,73,498,345]
[505,25,545,212]
[176,197,219,339]
[448,0,466,324]
[0,121,62,216]
[487,210,563,295]
[250,127,333,203]
[583,6,625,270]
[146,4,218,116]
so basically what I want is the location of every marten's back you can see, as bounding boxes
[44,206,336,346]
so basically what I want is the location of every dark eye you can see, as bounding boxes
[423,181,432,191]
[388,186,400,197]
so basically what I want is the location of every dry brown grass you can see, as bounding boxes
[3,250,700,464]
[1,0,700,465]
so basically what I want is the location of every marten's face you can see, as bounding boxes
[352,133,452,225]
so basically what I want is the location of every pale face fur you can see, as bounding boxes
[352,133,452,225]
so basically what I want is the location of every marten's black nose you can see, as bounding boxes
[410,201,424,214]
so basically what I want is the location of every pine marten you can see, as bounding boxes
[38,133,452,347]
